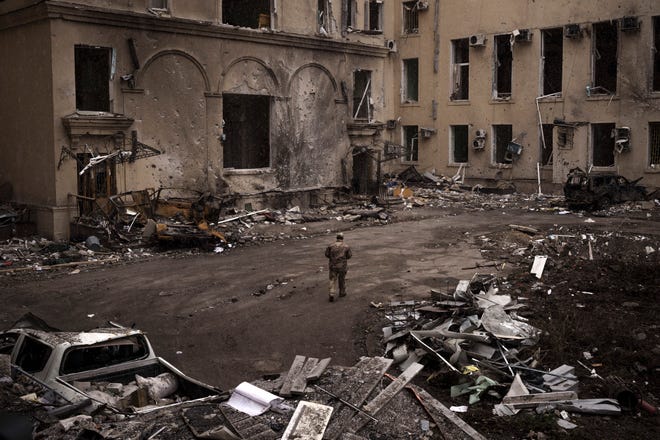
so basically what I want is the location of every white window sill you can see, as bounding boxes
[223,168,274,175]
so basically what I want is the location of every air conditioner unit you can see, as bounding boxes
[386,119,398,129]
[420,127,436,138]
[564,24,582,39]
[385,39,397,52]
[473,138,486,150]
[416,1,429,11]
[384,141,400,156]
[475,129,487,138]
[469,34,486,47]
[620,16,640,32]
[513,29,532,42]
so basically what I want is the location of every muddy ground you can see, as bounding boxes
[1,197,659,439]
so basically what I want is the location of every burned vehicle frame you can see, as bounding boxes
[563,168,655,210]
[0,314,224,415]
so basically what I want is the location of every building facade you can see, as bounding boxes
[1,1,659,239]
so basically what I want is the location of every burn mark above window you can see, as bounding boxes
[223,94,271,169]
[75,45,112,112]
[223,0,271,29]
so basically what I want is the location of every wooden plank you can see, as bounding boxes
[340,435,368,440]
[279,355,307,397]
[407,384,488,440]
[502,391,578,408]
[307,357,332,381]
[290,357,319,395]
[324,357,393,440]
[345,362,424,434]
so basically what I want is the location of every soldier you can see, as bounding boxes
[324,233,352,302]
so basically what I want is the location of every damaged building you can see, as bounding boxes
[1,0,660,239]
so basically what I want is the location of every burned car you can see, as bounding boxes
[564,168,654,209]
[0,313,223,414]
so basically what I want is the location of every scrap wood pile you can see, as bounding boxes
[375,273,648,430]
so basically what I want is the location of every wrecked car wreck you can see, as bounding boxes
[564,168,655,210]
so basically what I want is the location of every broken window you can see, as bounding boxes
[556,125,574,149]
[542,28,563,95]
[653,16,660,91]
[365,0,383,32]
[75,45,112,112]
[592,21,618,95]
[222,0,271,29]
[493,124,513,164]
[403,58,419,102]
[60,335,149,375]
[148,0,168,10]
[223,94,271,169]
[592,123,615,167]
[649,122,660,167]
[540,123,553,165]
[403,1,418,34]
[403,125,419,162]
[353,69,372,120]
[451,125,469,163]
[451,38,469,100]
[494,34,512,99]
[77,152,116,215]
[318,0,329,33]
[15,336,52,374]
[343,0,356,31]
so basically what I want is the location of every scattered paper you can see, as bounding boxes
[227,382,284,416]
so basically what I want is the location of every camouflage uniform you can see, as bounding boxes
[325,236,352,301]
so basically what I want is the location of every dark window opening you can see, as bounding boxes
[77,153,116,215]
[494,35,512,98]
[452,125,469,163]
[148,0,168,10]
[15,336,52,374]
[75,46,112,112]
[343,0,355,30]
[353,70,372,120]
[541,124,554,165]
[542,28,563,95]
[653,17,660,91]
[592,123,615,167]
[222,0,271,29]
[452,38,470,100]
[592,21,618,94]
[223,94,270,169]
[557,125,574,149]
[649,122,660,166]
[403,125,419,162]
[318,0,328,32]
[493,124,513,164]
[403,58,419,102]
[61,335,150,375]
[403,1,418,34]
[366,0,382,32]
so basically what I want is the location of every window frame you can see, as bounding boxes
[451,38,470,101]
[222,93,272,170]
[364,0,383,33]
[353,69,372,120]
[402,1,419,34]
[492,124,513,165]
[147,0,169,11]
[652,16,660,92]
[450,125,469,164]
[591,21,618,95]
[540,123,554,166]
[591,123,616,168]
[402,125,419,162]
[74,45,113,112]
[493,34,513,99]
[402,58,419,103]
[648,122,660,168]
[541,28,563,96]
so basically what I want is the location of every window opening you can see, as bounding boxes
[403,1,419,34]
[148,0,168,10]
[403,58,419,102]
[592,123,615,167]
[365,0,383,32]
[540,123,554,165]
[75,46,112,112]
[556,125,574,149]
[649,122,660,167]
[451,125,469,163]
[223,94,271,169]
[60,335,150,375]
[592,21,618,95]
[494,34,512,99]
[222,0,271,29]
[451,38,469,100]
[353,70,372,120]
[542,28,563,95]
[403,125,419,162]
[653,17,660,91]
[343,0,356,30]
[15,336,52,374]
[318,0,329,33]
[493,124,513,164]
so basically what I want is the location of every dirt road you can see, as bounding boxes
[1,207,657,390]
